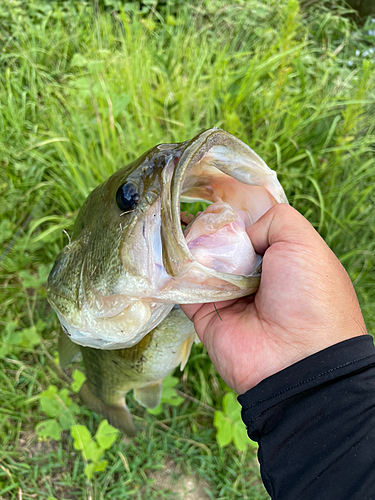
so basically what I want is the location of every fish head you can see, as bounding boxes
[47,128,287,349]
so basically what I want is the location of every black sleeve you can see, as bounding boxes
[238,335,375,500]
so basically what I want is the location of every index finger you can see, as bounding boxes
[179,303,202,322]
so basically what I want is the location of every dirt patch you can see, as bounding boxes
[150,459,210,499]
[16,430,79,499]
[17,429,60,458]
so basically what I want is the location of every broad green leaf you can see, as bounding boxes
[69,77,91,97]
[147,403,163,415]
[232,421,248,452]
[83,460,108,480]
[4,322,18,337]
[214,411,232,447]
[71,53,88,67]
[147,403,162,415]
[58,388,72,407]
[19,267,50,288]
[163,387,177,399]
[41,398,62,418]
[71,369,86,393]
[95,419,119,450]
[161,376,183,405]
[161,386,184,406]
[35,319,46,332]
[86,60,104,70]
[71,425,92,451]
[41,385,58,396]
[84,462,95,480]
[223,392,241,422]
[147,375,183,413]
[20,326,40,348]
[40,386,62,418]
[67,402,80,415]
[4,331,23,346]
[1,325,17,353]
[83,440,103,462]
[18,270,40,288]
[59,409,76,430]
[163,375,179,388]
[0,344,10,357]
[35,419,62,441]
[93,460,108,472]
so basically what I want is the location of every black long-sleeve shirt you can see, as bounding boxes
[238,335,375,499]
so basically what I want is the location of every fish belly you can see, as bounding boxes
[61,307,196,435]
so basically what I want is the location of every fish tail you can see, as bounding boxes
[79,382,136,437]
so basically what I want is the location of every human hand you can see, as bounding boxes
[181,204,367,394]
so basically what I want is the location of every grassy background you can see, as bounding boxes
[1,0,374,498]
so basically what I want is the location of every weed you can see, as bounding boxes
[1,0,374,498]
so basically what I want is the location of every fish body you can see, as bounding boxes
[48,128,287,434]
[76,307,195,435]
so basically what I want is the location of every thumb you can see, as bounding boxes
[247,204,322,255]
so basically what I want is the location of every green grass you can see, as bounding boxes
[1,0,375,498]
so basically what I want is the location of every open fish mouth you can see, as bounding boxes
[158,128,287,299]
[48,128,287,350]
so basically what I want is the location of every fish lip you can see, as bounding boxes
[160,129,226,277]
[162,127,287,284]
[161,128,259,278]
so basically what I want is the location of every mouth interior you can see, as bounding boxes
[179,146,278,276]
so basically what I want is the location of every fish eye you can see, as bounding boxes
[116,182,140,212]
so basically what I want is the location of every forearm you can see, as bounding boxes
[238,335,375,500]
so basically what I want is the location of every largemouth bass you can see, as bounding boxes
[48,128,287,435]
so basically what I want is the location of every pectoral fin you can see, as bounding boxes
[179,333,196,371]
[58,328,81,368]
[133,381,163,409]
[79,382,136,437]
